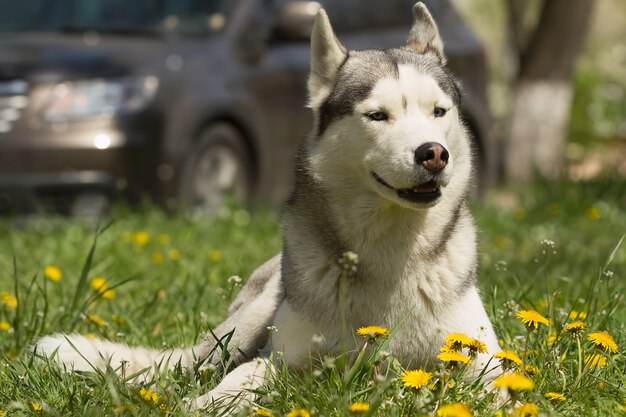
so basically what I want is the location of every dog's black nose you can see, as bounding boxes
[415,142,449,172]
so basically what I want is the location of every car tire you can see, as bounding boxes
[179,123,253,214]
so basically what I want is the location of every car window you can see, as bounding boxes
[0,0,233,36]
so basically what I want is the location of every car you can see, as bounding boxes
[0,0,493,215]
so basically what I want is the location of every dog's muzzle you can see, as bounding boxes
[372,172,441,204]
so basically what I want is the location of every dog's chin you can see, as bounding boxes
[371,172,443,209]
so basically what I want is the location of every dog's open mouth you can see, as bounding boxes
[372,172,441,203]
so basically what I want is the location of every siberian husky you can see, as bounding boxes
[35,2,503,410]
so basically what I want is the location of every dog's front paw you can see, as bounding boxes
[183,393,213,411]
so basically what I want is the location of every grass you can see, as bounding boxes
[0,177,624,416]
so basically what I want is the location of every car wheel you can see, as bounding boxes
[180,123,253,214]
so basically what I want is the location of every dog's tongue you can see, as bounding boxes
[412,180,438,193]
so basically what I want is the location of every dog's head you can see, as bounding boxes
[307,3,472,209]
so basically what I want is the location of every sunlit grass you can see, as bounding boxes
[0,177,624,416]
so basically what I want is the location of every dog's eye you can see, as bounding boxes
[367,111,389,121]
[434,107,447,118]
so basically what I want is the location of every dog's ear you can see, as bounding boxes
[406,2,445,63]
[308,9,347,108]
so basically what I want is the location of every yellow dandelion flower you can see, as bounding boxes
[544,392,566,402]
[151,252,164,265]
[445,333,474,350]
[493,350,523,367]
[563,321,585,335]
[547,203,560,215]
[468,338,488,354]
[512,403,539,417]
[131,231,150,246]
[87,314,105,328]
[440,342,455,353]
[585,207,601,221]
[0,292,17,309]
[114,405,137,414]
[139,388,160,404]
[0,409,4,416]
[356,325,389,341]
[31,402,43,412]
[287,409,310,417]
[348,402,370,414]
[437,403,473,417]
[588,331,618,353]
[255,409,273,417]
[157,234,170,245]
[208,249,222,262]
[437,351,471,365]
[517,310,550,330]
[493,372,535,392]
[524,365,541,377]
[401,369,433,390]
[568,310,587,321]
[112,315,126,326]
[44,265,62,282]
[545,331,558,346]
[90,277,116,299]
[168,249,181,261]
[584,354,607,369]
[0,321,10,332]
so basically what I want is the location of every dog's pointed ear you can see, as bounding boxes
[308,9,347,107]
[406,2,445,63]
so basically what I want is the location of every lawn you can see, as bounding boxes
[0,177,624,416]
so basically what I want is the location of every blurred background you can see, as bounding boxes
[0,0,623,217]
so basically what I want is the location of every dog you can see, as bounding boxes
[35,2,503,410]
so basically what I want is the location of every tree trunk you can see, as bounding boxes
[505,0,595,182]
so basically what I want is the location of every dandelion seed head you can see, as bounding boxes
[228,275,242,285]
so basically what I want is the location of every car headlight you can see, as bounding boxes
[43,76,159,122]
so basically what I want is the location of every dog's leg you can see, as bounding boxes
[447,288,502,378]
[445,287,508,405]
[33,254,283,379]
[194,261,284,367]
[189,357,272,411]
